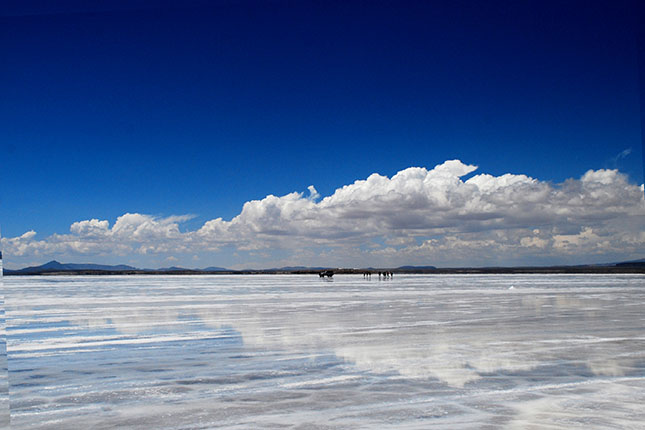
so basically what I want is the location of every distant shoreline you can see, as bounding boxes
[4,265,645,276]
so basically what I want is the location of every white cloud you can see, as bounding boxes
[307,185,320,201]
[610,147,632,164]
[70,219,109,237]
[2,160,644,267]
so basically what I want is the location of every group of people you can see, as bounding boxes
[362,271,393,278]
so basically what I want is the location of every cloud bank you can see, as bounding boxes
[3,160,644,268]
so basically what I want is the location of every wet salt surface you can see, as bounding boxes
[0,259,8,429]
[4,274,645,429]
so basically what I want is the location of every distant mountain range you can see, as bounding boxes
[614,258,645,266]
[154,266,227,272]
[2,259,644,275]
[264,266,331,272]
[6,260,138,274]
[3,260,229,275]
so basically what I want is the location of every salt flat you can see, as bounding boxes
[0,261,8,430]
[4,274,645,429]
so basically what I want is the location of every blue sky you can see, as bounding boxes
[1,1,643,269]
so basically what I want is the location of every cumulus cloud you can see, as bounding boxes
[70,219,109,237]
[307,185,320,201]
[2,160,644,267]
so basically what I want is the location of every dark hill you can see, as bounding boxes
[8,260,137,274]
[615,258,645,267]
[157,266,193,272]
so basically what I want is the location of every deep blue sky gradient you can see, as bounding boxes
[1,0,642,238]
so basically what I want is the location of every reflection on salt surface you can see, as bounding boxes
[0,256,8,429]
[5,274,645,429]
